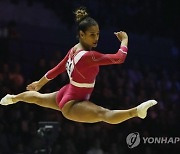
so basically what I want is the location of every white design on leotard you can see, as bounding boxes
[66,51,87,79]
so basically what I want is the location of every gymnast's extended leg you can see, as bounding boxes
[62,100,157,124]
[0,91,60,111]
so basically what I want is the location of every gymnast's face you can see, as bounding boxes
[80,25,99,49]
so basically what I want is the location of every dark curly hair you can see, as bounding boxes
[74,6,98,38]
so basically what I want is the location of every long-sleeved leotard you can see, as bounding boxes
[45,46,128,109]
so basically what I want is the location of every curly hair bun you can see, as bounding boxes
[74,6,88,23]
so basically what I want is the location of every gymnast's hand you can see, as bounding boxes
[114,31,128,42]
[26,81,42,91]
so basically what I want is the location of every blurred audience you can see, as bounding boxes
[0,50,179,153]
[0,0,179,154]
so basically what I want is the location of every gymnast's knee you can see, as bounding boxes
[97,108,110,121]
[28,91,43,104]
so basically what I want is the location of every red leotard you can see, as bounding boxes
[45,46,128,109]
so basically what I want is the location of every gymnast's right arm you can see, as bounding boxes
[26,51,69,91]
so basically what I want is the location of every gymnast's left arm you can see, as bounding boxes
[86,31,128,66]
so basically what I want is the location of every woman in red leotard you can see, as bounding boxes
[0,7,157,124]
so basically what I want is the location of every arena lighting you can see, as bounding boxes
[35,121,60,154]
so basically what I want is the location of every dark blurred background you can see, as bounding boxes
[0,0,179,154]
